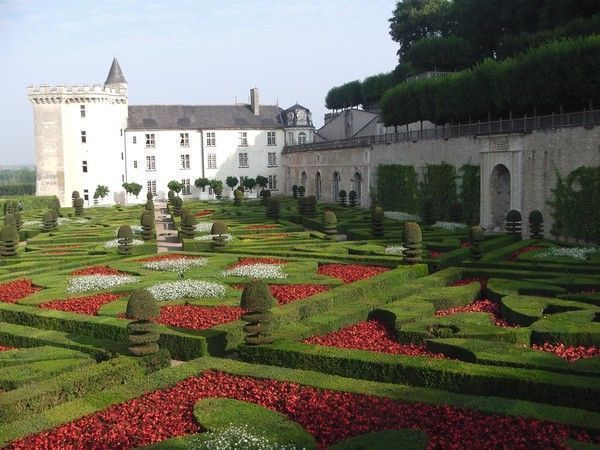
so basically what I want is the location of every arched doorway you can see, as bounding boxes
[300,171,307,188]
[490,164,511,230]
[315,172,322,200]
[332,171,340,203]
[351,171,362,205]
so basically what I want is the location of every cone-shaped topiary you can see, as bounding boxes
[528,210,544,239]
[298,185,305,198]
[323,210,337,239]
[506,210,522,235]
[50,197,61,215]
[348,190,357,207]
[126,289,160,356]
[266,198,281,220]
[146,191,153,201]
[241,280,276,345]
[180,209,197,239]
[297,197,306,216]
[403,221,422,264]
[117,225,134,255]
[0,225,19,257]
[260,189,271,205]
[74,197,84,216]
[3,200,17,215]
[234,189,244,207]
[338,190,347,207]
[173,196,183,217]
[422,199,435,226]
[13,211,23,231]
[450,202,463,222]
[167,190,175,205]
[371,207,385,238]
[141,211,155,241]
[211,221,229,249]
[71,191,80,208]
[145,199,154,212]
[3,213,17,229]
[291,185,298,199]
[42,210,57,232]
[303,196,317,218]
[470,225,485,260]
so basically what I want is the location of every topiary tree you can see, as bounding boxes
[422,199,435,226]
[180,209,197,239]
[338,190,347,207]
[470,226,485,261]
[3,213,16,229]
[71,191,80,208]
[240,280,276,345]
[145,198,154,212]
[260,189,271,205]
[243,177,256,193]
[173,196,183,217]
[42,210,57,232]
[323,210,337,239]
[117,225,134,255]
[126,289,160,356]
[237,185,245,194]
[450,201,463,222]
[3,200,17,215]
[226,176,239,192]
[371,207,385,237]
[122,182,143,199]
[403,221,422,264]
[95,185,109,204]
[348,190,357,207]
[74,197,84,216]
[12,211,23,232]
[256,175,268,191]
[529,210,544,239]
[50,197,61,216]
[234,189,244,207]
[141,211,155,241]
[266,197,281,220]
[298,185,305,198]
[194,177,210,192]
[167,190,176,205]
[291,185,298,199]
[506,209,522,235]
[146,191,154,201]
[0,225,19,257]
[167,180,183,195]
[303,196,317,218]
[211,221,229,249]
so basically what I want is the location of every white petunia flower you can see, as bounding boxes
[222,263,287,279]
[147,280,226,301]
[384,211,421,222]
[194,221,214,233]
[534,247,598,261]
[384,245,407,254]
[67,275,138,293]
[194,233,232,242]
[431,221,467,231]
[142,257,208,272]
[104,239,145,249]
[190,424,300,450]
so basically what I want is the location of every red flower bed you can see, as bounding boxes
[40,293,123,316]
[7,370,595,450]
[230,257,287,268]
[460,241,472,248]
[194,209,214,218]
[45,251,69,255]
[429,250,442,258]
[531,342,600,362]
[317,263,390,284]
[70,266,125,276]
[435,297,515,328]
[137,254,202,263]
[153,305,242,330]
[0,279,41,304]
[507,245,544,262]
[233,284,331,305]
[48,244,81,250]
[246,224,280,230]
[0,346,15,352]
[305,319,445,357]
[449,277,488,288]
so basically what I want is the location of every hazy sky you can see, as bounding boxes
[0,0,398,165]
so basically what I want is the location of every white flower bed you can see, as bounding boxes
[57,217,89,225]
[534,246,598,261]
[23,220,41,227]
[67,275,139,293]
[104,239,145,249]
[148,280,226,301]
[190,425,299,450]
[194,233,232,242]
[142,257,208,272]
[384,211,421,222]
[194,221,214,233]
[222,263,287,279]
[431,221,467,231]
[384,245,407,254]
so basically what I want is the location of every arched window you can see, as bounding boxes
[351,171,362,206]
[298,132,307,144]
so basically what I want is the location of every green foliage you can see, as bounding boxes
[450,202,463,222]
[3,213,16,229]
[122,182,143,198]
[71,191,80,208]
[233,189,244,207]
[323,210,337,239]
[376,165,419,212]
[180,209,197,239]
[141,211,155,241]
[49,196,60,213]
[126,290,160,356]
[420,163,457,221]
[470,225,485,260]
[0,225,19,257]
[338,189,347,207]
[529,210,544,239]
[506,210,522,235]
[167,180,183,194]
[126,290,159,320]
[42,210,57,232]
[240,280,275,311]
[255,175,268,189]
[73,197,84,216]
[371,207,384,238]
[348,190,357,207]
[117,225,134,255]
[260,189,271,205]
[225,176,239,189]
[303,196,317,218]
[3,200,17,215]
[421,200,435,225]
[146,191,154,201]
[291,185,298,199]
[266,197,281,220]
[403,221,422,264]
[241,280,275,345]
[325,80,363,110]
[173,196,183,217]
[460,164,480,226]
[211,221,228,235]
[210,180,224,199]
[194,177,210,191]
[297,185,305,198]
[242,177,256,192]
[405,35,475,71]
[361,72,398,110]
[94,185,109,201]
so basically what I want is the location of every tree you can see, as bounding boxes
[255,175,268,190]
[122,182,143,199]
[226,176,239,190]
[194,177,210,192]
[210,179,224,199]
[167,180,183,194]
[126,290,160,356]
[243,177,256,193]
[95,185,109,203]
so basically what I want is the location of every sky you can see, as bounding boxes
[0,0,399,166]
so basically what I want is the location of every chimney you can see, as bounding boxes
[250,88,259,115]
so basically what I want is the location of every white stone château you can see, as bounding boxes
[28,58,315,205]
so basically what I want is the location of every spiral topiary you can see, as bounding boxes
[403,221,422,264]
[323,210,337,239]
[71,191,80,208]
[470,225,485,260]
[3,213,16,229]
[303,196,317,218]
[145,199,154,212]
[234,189,244,207]
[298,185,305,198]
[211,221,229,249]
[126,289,160,356]
[528,210,544,239]
[0,225,19,257]
[260,189,271,205]
[371,207,385,238]
[50,197,61,216]
[13,211,23,231]
[117,225,134,255]
[266,198,281,220]
[42,210,57,232]
[167,190,175,205]
[180,208,197,239]
[338,190,347,207]
[506,210,522,235]
[291,185,298,199]
[422,199,435,226]
[74,197,84,216]
[3,200,17,215]
[241,280,276,345]
[141,211,155,241]
[348,190,357,207]
[173,196,183,217]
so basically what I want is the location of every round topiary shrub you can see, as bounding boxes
[241,280,276,345]
[371,207,384,238]
[323,210,337,239]
[234,189,244,207]
[0,225,19,257]
[403,221,422,264]
[291,185,298,199]
[141,211,155,241]
[180,209,197,239]
[528,210,544,239]
[173,196,183,217]
[348,190,357,207]
[211,221,229,249]
[338,190,347,207]
[470,225,485,260]
[117,224,134,255]
[3,200,17,215]
[422,199,435,226]
[147,191,153,201]
[74,197,84,216]
[126,289,160,356]
[42,210,57,232]
[145,199,154,212]
[266,198,281,220]
[506,210,522,235]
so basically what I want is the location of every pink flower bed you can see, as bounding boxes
[40,293,123,316]
[230,257,287,269]
[317,264,390,284]
[531,342,600,362]
[0,346,15,352]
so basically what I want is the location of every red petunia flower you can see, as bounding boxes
[39,293,123,316]
[0,279,42,303]
[317,264,390,284]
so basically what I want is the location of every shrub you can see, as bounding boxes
[376,165,418,213]
[338,190,347,207]
[372,207,385,237]
[403,221,422,264]
[255,175,268,191]
[348,190,357,207]
[234,189,244,207]
[211,221,229,249]
[71,191,80,208]
[304,196,317,218]
[173,196,183,217]
[4,213,17,229]
[421,199,435,226]
[529,210,544,240]
[298,197,306,216]
[167,180,183,194]
[323,210,337,239]
[167,190,175,205]
[126,290,160,356]
[140,211,155,241]
[0,225,19,257]
[117,225,134,255]
[74,197,84,216]
[291,185,298,199]
[213,184,223,200]
[42,210,57,232]
[226,176,239,190]
[470,226,485,261]
[180,209,197,239]
[506,210,522,235]
[240,280,276,345]
[146,191,153,201]
[266,198,281,220]
[3,200,17,215]
[298,185,305,198]
[49,197,61,215]
[260,189,271,205]
[145,199,154,212]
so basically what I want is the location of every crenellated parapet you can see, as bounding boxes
[27,84,127,105]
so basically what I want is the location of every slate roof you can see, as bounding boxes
[127,104,285,130]
[105,58,127,85]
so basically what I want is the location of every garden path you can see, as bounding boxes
[154,201,182,253]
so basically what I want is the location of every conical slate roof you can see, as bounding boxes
[104,58,126,85]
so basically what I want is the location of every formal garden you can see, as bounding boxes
[0,186,598,450]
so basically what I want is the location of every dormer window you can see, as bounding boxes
[298,132,307,144]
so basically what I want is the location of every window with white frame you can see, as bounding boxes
[268,175,277,190]
[267,152,277,167]
[81,130,87,143]
[147,180,156,196]
[206,132,216,146]
[145,133,155,148]
[133,160,138,169]
[180,154,190,169]
[298,132,307,144]
[80,105,86,118]
[238,152,248,168]
[146,155,156,171]
[82,161,88,173]
[207,153,217,169]
[181,178,191,195]
[133,136,137,144]
[267,131,276,146]
[179,133,189,147]
[239,132,248,146]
